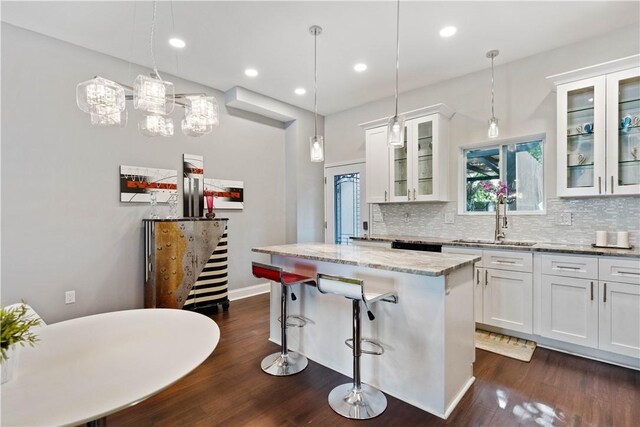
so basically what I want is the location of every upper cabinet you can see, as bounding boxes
[362,104,454,204]
[553,57,640,197]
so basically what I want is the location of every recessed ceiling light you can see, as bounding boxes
[294,88,306,95]
[439,26,457,38]
[168,38,186,48]
[354,63,367,72]
[244,68,259,77]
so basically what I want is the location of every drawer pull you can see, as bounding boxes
[617,271,640,276]
[485,270,488,286]
[494,260,517,264]
[590,281,594,301]
[556,266,581,271]
[603,283,607,303]
[476,269,480,285]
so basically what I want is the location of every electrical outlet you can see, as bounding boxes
[65,290,76,304]
[558,212,572,226]
[444,212,455,224]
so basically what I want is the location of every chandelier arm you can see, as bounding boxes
[314,28,318,136]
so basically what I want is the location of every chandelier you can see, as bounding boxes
[75,2,218,137]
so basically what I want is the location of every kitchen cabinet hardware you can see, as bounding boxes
[590,281,594,300]
[603,283,607,303]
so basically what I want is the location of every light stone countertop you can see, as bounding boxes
[252,243,480,277]
[352,235,640,258]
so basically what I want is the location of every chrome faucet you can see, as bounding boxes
[495,194,508,241]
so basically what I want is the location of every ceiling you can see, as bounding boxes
[2,1,638,115]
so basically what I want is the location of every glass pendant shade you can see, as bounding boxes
[76,77,125,115]
[181,95,219,136]
[90,110,127,127]
[133,74,175,115]
[388,115,405,147]
[139,115,174,137]
[310,135,324,162]
[488,117,499,138]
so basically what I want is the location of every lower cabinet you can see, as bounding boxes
[539,254,640,359]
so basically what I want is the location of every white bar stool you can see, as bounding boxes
[317,273,398,420]
[252,262,316,376]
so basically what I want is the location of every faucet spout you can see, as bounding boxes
[495,194,507,241]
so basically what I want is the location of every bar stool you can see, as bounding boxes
[252,261,316,376]
[317,273,398,420]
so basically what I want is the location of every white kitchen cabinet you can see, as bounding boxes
[362,104,454,204]
[555,63,640,197]
[538,253,640,359]
[365,126,390,203]
[598,280,640,358]
[539,275,598,348]
[443,246,532,333]
[389,114,449,202]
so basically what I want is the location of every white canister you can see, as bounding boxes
[596,231,608,247]
[617,231,630,248]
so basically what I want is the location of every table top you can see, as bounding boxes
[252,243,479,277]
[1,309,219,427]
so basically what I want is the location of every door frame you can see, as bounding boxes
[324,160,368,244]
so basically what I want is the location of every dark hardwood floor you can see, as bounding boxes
[108,293,640,426]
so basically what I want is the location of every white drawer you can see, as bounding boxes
[599,258,640,285]
[442,246,483,267]
[540,254,598,279]
[483,249,532,273]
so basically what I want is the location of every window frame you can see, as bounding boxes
[458,133,546,216]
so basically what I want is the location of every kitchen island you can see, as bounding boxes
[252,243,480,419]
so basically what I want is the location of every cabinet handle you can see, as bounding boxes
[384,190,387,202]
[556,266,581,271]
[484,270,488,286]
[413,188,416,200]
[494,260,517,264]
[611,176,614,194]
[476,269,480,285]
[590,281,594,301]
[598,176,602,194]
[407,189,410,201]
[603,283,607,303]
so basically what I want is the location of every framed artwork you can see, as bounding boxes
[120,165,177,203]
[204,178,244,210]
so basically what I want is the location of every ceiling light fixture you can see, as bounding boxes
[387,0,404,147]
[75,1,218,137]
[168,37,186,48]
[295,88,306,95]
[244,68,259,77]
[439,26,457,38]
[354,63,367,72]
[309,25,324,163]
[487,49,500,139]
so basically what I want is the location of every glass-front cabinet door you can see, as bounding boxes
[557,76,606,197]
[414,117,434,199]
[607,68,640,195]
[390,123,410,201]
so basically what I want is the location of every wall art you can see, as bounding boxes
[120,165,178,203]
[183,154,204,217]
[204,178,244,210]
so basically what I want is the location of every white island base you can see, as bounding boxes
[267,254,476,419]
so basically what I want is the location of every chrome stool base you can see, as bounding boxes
[261,351,308,376]
[328,383,387,420]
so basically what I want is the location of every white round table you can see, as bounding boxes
[1,309,220,427]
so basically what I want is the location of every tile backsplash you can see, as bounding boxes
[370,197,640,247]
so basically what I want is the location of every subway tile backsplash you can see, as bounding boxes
[370,197,640,247]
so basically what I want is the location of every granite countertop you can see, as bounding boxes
[252,243,480,277]
[352,235,640,258]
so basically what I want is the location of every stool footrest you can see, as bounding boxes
[345,338,384,355]
[277,315,312,328]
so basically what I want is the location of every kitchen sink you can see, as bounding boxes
[452,239,536,247]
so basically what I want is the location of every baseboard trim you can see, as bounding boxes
[229,282,270,301]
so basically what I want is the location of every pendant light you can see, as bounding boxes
[309,25,324,162]
[388,0,404,148]
[487,49,500,139]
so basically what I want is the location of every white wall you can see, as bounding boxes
[0,24,323,323]
[325,24,640,200]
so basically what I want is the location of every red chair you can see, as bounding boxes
[252,262,316,376]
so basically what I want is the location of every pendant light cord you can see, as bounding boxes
[149,0,162,81]
[490,55,495,119]
[314,29,318,136]
[394,0,400,117]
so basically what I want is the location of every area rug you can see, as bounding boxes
[475,329,537,362]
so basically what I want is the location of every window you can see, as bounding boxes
[463,137,544,213]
